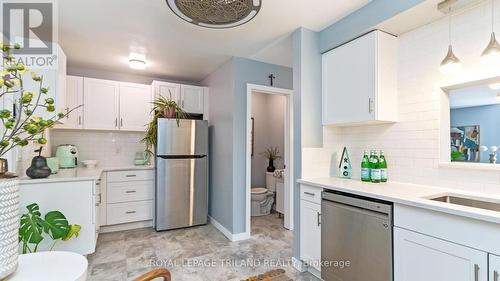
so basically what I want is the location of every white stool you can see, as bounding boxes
[7,251,88,281]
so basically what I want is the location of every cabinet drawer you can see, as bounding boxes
[300,184,322,204]
[107,170,154,182]
[106,200,153,225]
[107,181,153,203]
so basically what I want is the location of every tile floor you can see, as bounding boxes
[87,215,320,281]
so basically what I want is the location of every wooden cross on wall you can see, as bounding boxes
[268,74,276,86]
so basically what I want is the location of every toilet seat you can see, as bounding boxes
[251,187,268,194]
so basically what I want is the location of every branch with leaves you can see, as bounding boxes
[0,43,81,158]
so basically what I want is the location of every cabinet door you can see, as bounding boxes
[58,75,83,129]
[180,85,204,114]
[300,200,321,271]
[83,78,119,130]
[154,81,180,103]
[394,227,487,281]
[119,82,151,131]
[490,254,500,281]
[322,31,376,125]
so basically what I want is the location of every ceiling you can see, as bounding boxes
[59,0,371,82]
[449,84,500,109]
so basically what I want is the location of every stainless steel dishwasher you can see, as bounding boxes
[321,190,393,281]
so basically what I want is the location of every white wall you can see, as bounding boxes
[251,92,285,188]
[50,129,146,167]
[309,2,500,193]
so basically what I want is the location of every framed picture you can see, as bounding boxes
[450,125,480,162]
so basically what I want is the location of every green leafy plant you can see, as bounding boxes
[141,92,186,156]
[451,151,465,161]
[0,43,80,159]
[260,146,282,161]
[19,203,81,254]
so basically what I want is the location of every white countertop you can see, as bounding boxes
[19,165,154,184]
[299,177,500,225]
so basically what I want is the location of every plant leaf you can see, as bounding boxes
[42,211,70,240]
[63,224,81,241]
[19,203,44,244]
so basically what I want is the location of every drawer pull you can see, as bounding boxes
[125,190,137,193]
[474,264,479,281]
[494,270,499,281]
[303,192,315,196]
[125,175,137,177]
[125,211,136,214]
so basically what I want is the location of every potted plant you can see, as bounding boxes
[142,94,186,156]
[0,43,78,279]
[261,147,282,173]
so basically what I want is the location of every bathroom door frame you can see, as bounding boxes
[245,83,294,236]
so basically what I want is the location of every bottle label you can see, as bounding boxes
[381,169,387,180]
[361,168,370,179]
[371,169,381,180]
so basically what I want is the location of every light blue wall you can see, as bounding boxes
[319,0,424,53]
[451,104,500,163]
[232,57,293,233]
[202,60,235,232]
[291,27,323,260]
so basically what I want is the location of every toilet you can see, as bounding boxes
[251,172,276,216]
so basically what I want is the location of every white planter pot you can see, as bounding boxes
[0,179,19,279]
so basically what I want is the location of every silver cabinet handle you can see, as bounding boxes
[317,212,321,227]
[125,190,137,193]
[78,116,82,125]
[125,174,137,177]
[368,98,374,113]
[120,118,123,128]
[181,100,185,108]
[115,118,118,127]
[494,270,499,281]
[474,264,479,281]
[303,192,315,196]
[125,211,136,214]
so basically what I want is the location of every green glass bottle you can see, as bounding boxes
[361,151,371,182]
[371,151,381,183]
[369,150,375,180]
[379,150,388,182]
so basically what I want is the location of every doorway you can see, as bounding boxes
[245,84,294,237]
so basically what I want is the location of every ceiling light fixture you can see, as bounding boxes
[440,4,462,75]
[481,0,500,64]
[166,0,261,29]
[129,59,146,70]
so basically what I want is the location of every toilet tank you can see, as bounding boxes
[266,172,276,192]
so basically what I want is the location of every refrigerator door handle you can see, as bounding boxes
[157,155,207,159]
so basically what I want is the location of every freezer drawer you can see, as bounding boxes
[155,157,208,231]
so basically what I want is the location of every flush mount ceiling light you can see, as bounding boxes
[481,0,500,64]
[439,3,462,75]
[166,0,261,29]
[129,59,146,70]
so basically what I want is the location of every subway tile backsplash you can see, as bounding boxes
[50,129,146,167]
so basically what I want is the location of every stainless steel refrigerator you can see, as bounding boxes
[155,118,208,231]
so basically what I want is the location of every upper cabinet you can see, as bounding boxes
[83,78,120,131]
[118,82,151,131]
[153,81,208,119]
[57,75,84,129]
[322,30,398,126]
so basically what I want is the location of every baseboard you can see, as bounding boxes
[208,216,251,242]
[291,257,307,273]
[99,220,153,233]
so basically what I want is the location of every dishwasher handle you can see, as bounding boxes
[322,199,391,222]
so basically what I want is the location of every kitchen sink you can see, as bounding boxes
[430,195,500,212]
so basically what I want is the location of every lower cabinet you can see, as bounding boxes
[394,227,488,281]
[300,184,321,272]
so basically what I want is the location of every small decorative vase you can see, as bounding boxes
[26,156,51,179]
[0,179,19,279]
[163,108,176,118]
[267,159,276,173]
[0,158,8,176]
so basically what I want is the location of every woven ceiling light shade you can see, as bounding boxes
[166,0,261,28]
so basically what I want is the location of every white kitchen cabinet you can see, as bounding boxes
[83,78,120,130]
[180,85,204,114]
[300,196,321,271]
[153,81,181,102]
[322,30,398,126]
[19,179,99,255]
[119,82,151,131]
[394,227,487,281]
[489,254,500,281]
[57,75,84,129]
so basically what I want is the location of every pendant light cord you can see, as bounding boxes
[492,0,495,32]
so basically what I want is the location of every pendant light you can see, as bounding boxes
[440,5,462,75]
[481,0,500,64]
